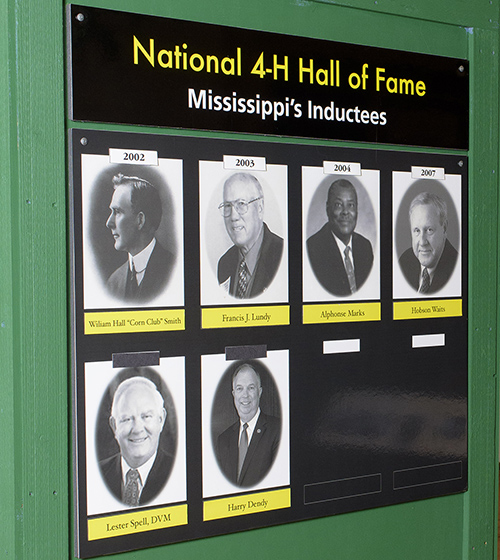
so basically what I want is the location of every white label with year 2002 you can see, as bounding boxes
[109,148,159,166]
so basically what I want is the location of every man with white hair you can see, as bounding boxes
[399,191,458,294]
[99,376,173,507]
[217,172,283,298]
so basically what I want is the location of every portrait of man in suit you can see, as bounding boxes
[215,363,281,488]
[217,172,283,299]
[105,173,174,303]
[99,376,174,507]
[306,178,374,297]
[399,191,458,294]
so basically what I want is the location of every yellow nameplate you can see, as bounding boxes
[303,302,381,324]
[394,299,462,320]
[88,504,188,541]
[203,488,291,521]
[84,309,185,334]
[202,306,290,329]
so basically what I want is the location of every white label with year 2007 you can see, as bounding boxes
[411,166,445,180]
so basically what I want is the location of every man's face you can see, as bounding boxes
[223,178,263,254]
[232,367,262,423]
[110,384,166,469]
[410,204,447,269]
[106,185,141,254]
[326,185,358,245]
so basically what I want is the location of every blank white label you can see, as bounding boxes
[323,161,362,176]
[323,339,360,354]
[223,155,267,171]
[109,148,158,166]
[412,334,445,348]
[411,166,445,180]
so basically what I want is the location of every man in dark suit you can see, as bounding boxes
[105,173,174,303]
[217,173,283,298]
[307,179,373,297]
[99,376,173,506]
[398,191,458,294]
[216,364,280,488]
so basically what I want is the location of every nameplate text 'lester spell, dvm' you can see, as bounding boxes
[88,504,188,540]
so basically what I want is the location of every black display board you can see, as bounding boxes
[70,128,468,557]
[67,5,469,149]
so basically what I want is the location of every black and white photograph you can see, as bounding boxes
[199,162,288,306]
[303,168,380,302]
[201,350,290,498]
[81,155,184,309]
[85,357,186,516]
[393,173,462,299]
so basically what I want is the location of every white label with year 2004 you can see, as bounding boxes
[223,155,267,171]
[109,148,159,166]
[323,161,362,176]
[411,166,445,180]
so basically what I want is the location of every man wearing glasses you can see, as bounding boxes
[217,172,283,299]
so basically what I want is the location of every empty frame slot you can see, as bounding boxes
[393,461,462,490]
[304,473,381,504]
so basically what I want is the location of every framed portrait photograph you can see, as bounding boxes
[201,350,290,498]
[81,154,184,310]
[393,172,462,300]
[84,357,186,516]
[303,167,380,302]
[199,161,289,306]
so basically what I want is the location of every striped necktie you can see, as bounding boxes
[344,246,356,293]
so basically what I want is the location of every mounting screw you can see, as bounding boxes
[76,13,85,22]
[458,65,465,73]
[80,137,88,146]
[458,160,464,167]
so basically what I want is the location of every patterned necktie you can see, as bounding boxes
[123,468,140,507]
[420,267,430,293]
[237,259,249,298]
[238,423,249,478]
[344,246,356,294]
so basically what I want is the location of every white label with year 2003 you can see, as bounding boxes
[223,155,267,171]
[323,161,362,176]
[411,166,445,180]
[109,148,159,166]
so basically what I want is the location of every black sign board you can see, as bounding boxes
[68,6,468,149]
[70,128,468,557]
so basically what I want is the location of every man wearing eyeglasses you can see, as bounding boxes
[217,172,283,299]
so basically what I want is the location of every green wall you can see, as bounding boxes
[1,0,498,558]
